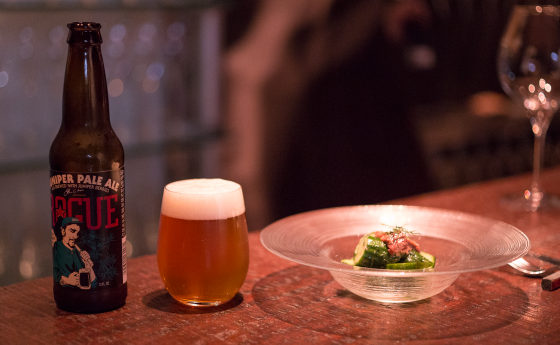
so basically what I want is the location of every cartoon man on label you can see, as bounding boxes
[53,217,97,289]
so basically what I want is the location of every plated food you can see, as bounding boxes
[261,205,530,303]
[342,225,435,270]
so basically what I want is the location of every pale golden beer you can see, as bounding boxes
[157,179,249,306]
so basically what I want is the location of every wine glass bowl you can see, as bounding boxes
[497,5,560,211]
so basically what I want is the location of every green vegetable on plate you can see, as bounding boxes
[342,225,436,270]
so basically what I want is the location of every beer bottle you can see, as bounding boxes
[49,22,127,313]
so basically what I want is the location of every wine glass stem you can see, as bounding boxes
[531,123,548,203]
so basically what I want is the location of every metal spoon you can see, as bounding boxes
[508,257,546,275]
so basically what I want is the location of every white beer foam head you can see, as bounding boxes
[161,179,245,220]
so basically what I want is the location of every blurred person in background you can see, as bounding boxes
[222,0,435,229]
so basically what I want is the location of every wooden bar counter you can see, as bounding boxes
[3,169,560,344]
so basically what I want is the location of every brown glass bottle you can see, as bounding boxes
[49,22,127,313]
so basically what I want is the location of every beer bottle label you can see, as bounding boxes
[50,168,127,290]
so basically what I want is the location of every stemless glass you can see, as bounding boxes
[157,179,249,307]
[497,5,560,211]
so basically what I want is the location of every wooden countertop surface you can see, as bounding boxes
[2,168,560,344]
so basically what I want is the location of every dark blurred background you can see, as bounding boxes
[1,0,560,286]
[221,0,560,227]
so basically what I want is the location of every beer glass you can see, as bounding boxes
[157,179,249,306]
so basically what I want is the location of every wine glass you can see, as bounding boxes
[497,5,560,211]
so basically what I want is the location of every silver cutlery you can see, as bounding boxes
[508,257,546,275]
[508,254,560,290]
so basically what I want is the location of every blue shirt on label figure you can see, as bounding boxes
[52,217,97,289]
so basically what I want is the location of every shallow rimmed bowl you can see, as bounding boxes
[260,205,530,303]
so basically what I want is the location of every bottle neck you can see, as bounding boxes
[62,42,111,129]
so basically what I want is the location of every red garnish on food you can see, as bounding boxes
[406,238,421,253]
[374,228,420,256]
